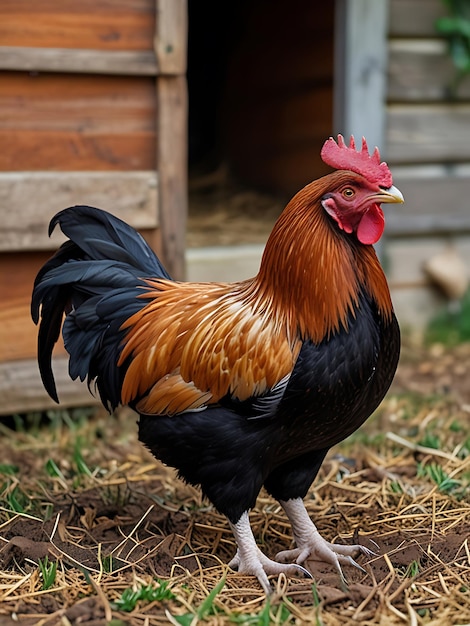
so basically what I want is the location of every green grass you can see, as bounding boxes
[167,577,226,625]
[73,437,95,478]
[0,464,19,476]
[418,432,441,450]
[38,556,58,590]
[425,290,470,346]
[389,479,404,494]
[3,485,29,514]
[113,579,176,611]
[45,458,66,481]
[403,559,421,578]
[417,462,464,496]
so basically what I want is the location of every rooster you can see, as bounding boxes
[32,135,403,593]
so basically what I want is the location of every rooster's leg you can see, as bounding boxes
[276,498,374,585]
[228,511,312,593]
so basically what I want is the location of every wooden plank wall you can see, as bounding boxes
[386,0,470,327]
[0,0,187,414]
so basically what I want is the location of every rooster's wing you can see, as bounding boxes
[119,279,302,415]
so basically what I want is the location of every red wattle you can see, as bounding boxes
[357,204,385,245]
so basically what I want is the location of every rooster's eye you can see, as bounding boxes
[342,188,355,198]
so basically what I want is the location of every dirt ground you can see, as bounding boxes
[0,338,469,625]
[0,184,469,624]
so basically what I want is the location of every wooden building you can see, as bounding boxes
[0,0,187,412]
[188,0,470,329]
[1,0,468,413]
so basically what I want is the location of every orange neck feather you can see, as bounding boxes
[246,174,393,343]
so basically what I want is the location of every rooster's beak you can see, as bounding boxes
[377,185,404,204]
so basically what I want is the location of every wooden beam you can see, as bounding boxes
[0,46,158,75]
[334,0,389,153]
[156,75,188,279]
[151,0,188,279]
[154,0,187,75]
[0,171,158,251]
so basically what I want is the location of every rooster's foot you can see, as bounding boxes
[275,538,373,585]
[277,498,375,586]
[229,512,312,594]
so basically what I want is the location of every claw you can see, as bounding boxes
[368,538,380,552]
[346,555,367,574]
[355,545,377,559]
[292,563,313,579]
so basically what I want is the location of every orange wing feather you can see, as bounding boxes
[119,279,301,415]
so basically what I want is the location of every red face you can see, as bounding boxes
[321,176,404,245]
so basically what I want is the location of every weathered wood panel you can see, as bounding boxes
[0,0,155,51]
[387,233,470,329]
[0,357,98,415]
[0,0,188,414]
[390,285,447,331]
[0,171,158,251]
[0,46,157,75]
[388,213,470,235]
[0,224,166,365]
[186,245,262,283]
[386,236,470,286]
[0,72,156,171]
[386,104,470,163]
[388,0,444,37]
[386,167,470,234]
[388,39,470,101]
[386,0,470,329]
[0,129,154,173]
[0,251,63,363]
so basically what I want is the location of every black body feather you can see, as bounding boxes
[139,291,400,522]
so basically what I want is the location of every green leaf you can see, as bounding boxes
[45,458,66,480]
[73,439,93,477]
[436,15,470,38]
[0,464,19,476]
[197,577,225,619]
[38,555,57,590]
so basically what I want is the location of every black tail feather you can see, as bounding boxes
[32,206,170,410]
[49,205,170,278]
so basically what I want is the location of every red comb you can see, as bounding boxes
[321,135,392,187]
